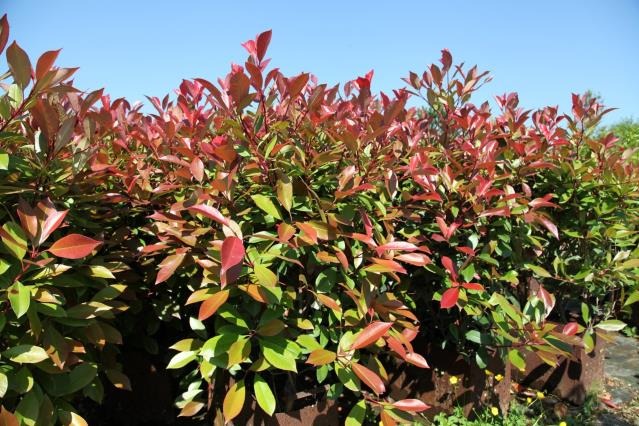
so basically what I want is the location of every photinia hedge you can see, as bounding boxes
[1,15,638,425]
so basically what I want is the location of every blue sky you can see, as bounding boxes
[3,1,638,123]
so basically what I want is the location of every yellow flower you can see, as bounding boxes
[536,391,545,399]
[526,397,532,404]
[491,406,499,416]
[559,422,567,426]
[495,374,504,382]
[449,376,458,385]
[485,369,493,376]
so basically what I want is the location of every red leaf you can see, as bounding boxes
[188,204,229,226]
[455,246,475,257]
[563,322,579,336]
[36,49,60,80]
[36,199,68,246]
[367,258,407,274]
[221,236,244,287]
[316,293,341,312]
[405,352,429,369]
[48,234,101,259]
[441,256,458,281]
[7,41,31,88]
[190,157,204,182]
[392,399,430,413]
[296,222,318,244]
[335,248,349,270]
[537,284,556,316]
[395,252,431,267]
[156,252,187,284]
[351,362,385,395]
[376,241,418,254]
[461,282,484,291]
[386,336,407,359]
[0,15,9,55]
[538,215,559,239]
[440,287,460,309]
[17,200,38,241]
[198,290,229,321]
[351,321,393,350]
[256,30,272,61]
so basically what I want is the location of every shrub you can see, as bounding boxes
[1,15,637,425]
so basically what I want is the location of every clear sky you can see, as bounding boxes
[3,1,638,124]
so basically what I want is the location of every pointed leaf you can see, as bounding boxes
[188,204,229,226]
[155,253,186,285]
[256,30,272,61]
[223,380,245,422]
[3,345,48,364]
[253,375,276,416]
[351,322,393,350]
[190,157,204,182]
[254,264,277,287]
[276,176,293,212]
[48,234,101,259]
[440,287,460,309]
[221,236,244,287]
[392,399,430,413]
[6,42,31,88]
[351,362,385,394]
[1,222,27,260]
[405,352,429,368]
[35,49,60,80]
[345,400,367,426]
[441,256,458,280]
[306,349,336,366]
[198,290,229,321]
[8,281,30,318]
[251,194,282,219]
[395,252,431,266]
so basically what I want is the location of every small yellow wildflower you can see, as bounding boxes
[449,376,458,385]
[485,369,493,376]
[526,397,532,404]
[536,391,545,399]
[494,373,504,382]
[490,406,499,416]
[559,422,567,426]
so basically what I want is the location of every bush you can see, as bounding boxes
[1,15,637,425]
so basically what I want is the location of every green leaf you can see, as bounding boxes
[3,345,48,363]
[460,264,475,282]
[86,265,115,279]
[345,399,367,426]
[8,281,30,318]
[166,351,197,369]
[0,257,11,274]
[1,222,27,260]
[260,337,299,372]
[0,371,8,397]
[525,264,552,278]
[15,388,40,426]
[624,291,639,307]
[595,320,626,332]
[335,364,360,392]
[0,150,8,170]
[583,331,595,353]
[276,175,293,212]
[254,264,277,287]
[251,195,283,220]
[253,374,276,416]
[509,349,526,372]
[620,259,639,270]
